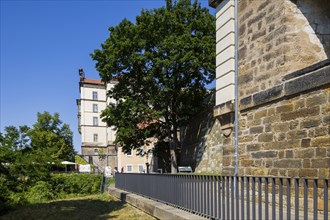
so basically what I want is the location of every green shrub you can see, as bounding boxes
[50,173,102,197]
[27,181,55,203]
[8,192,28,207]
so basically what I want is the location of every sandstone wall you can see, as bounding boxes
[183,0,330,178]
[180,96,225,174]
[181,65,330,178]
[234,0,330,177]
[238,0,329,99]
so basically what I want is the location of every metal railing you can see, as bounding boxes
[115,173,329,220]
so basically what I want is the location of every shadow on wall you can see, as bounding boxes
[293,0,330,58]
[180,92,223,173]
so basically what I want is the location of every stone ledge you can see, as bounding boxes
[213,100,234,117]
[240,60,330,111]
[282,59,330,81]
[108,187,207,220]
[213,101,234,132]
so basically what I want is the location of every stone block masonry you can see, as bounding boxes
[234,63,330,177]
[238,0,329,100]
[183,0,330,178]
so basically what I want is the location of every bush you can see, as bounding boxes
[50,173,102,197]
[27,181,55,203]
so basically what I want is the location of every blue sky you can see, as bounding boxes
[0,0,214,153]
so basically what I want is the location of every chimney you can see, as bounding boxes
[79,68,85,81]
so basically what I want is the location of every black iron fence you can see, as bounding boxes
[115,173,329,220]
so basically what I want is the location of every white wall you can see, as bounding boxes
[215,0,236,106]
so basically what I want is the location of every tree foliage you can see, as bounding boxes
[0,112,76,213]
[92,0,215,173]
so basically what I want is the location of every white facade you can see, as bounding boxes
[77,69,156,173]
[77,69,118,172]
[215,0,236,106]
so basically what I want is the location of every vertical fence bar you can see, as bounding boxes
[313,179,318,220]
[182,175,185,209]
[226,176,230,219]
[176,175,179,207]
[206,176,209,217]
[198,175,201,215]
[204,175,207,216]
[195,175,199,214]
[222,176,225,219]
[191,175,194,212]
[170,175,173,205]
[210,176,214,218]
[294,178,299,219]
[287,178,291,220]
[178,175,181,208]
[207,176,213,217]
[182,175,184,208]
[217,176,221,220]
[324,179,328,220]
[231,176,235,219]
[252,177,256,220]
[186,175,188,210]
[258,177,262,220]
[188,175,191,212]
[265,177,269,220]
[279,178,283,220]
[241,177,245,220]
[247,176,250,220]
[304,178,308,220]
[199,175,202,215]
[236,176,239,220]
[272,177,276,220]
[214,176,218,219]
[192,175,195,213]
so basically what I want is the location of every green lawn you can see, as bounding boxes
[1,194,155,220]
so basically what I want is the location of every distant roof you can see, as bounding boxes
[81,78,104,85]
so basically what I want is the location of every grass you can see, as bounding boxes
[1,194,155,220]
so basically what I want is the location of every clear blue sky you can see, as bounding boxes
[0,0,214,154]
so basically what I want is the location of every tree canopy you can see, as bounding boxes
[0,111,76,202]
[92,0,215,173]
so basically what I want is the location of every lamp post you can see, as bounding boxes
[234,0,239,197]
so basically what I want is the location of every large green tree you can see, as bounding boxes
[0,112,75,193]
[92,0,215,173]
[28,112,75,162]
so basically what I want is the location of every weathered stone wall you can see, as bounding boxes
[238,0,329,99]
[234,0,330,177]
[181,62,330,179]
[222,60,330,177]
[180,98,225,174]
[238,87,330,177]
[183,0,330,178]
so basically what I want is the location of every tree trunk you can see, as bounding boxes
[170,124,179,174]
[170,145,177,173]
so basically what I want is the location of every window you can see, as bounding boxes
[92,91,98,100]
[93,104,98,112]
[138,165,144,173]
[126,150,132,156]
[126,165,132,172]
[93,133,98,142]
[93,117,98,126]
[94,149,98,154]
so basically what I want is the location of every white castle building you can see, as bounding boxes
[77,68,156,174]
